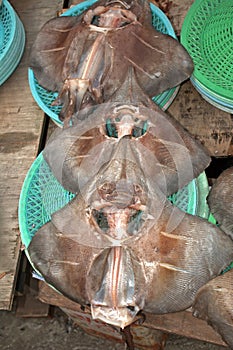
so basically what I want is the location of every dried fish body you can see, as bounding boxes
[28,182,233,328]
[43,101,210,196]
[207,167,233,240]
[29,107,232,330]
[27,0,233,347]
[30,0,193,125]
[28,105,233,341]
[193,270,233,349]
[192,167,233,348]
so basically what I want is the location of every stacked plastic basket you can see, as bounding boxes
[181,0,233,113]
[0,0,25,85]
[28,0,180,127]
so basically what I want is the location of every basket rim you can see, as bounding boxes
[190,77,233,111]
[193,86,233,114]
[181,0,233,100]
[191,77,233,114]
[18,154,43,248]
[28,0,178,127]
[191,76,233,106]
[0,0,17,60]
[62,0,98,16]
[0,17,25,85]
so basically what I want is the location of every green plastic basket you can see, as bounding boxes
[19,153,211,249]
[181,0,233,100]
[28,1,179,126]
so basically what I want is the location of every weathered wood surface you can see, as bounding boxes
[0,0,63,310]
[168,81,233,157]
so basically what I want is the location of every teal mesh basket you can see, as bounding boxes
[181,0,233,101]
[28,0,179,127]
[19,153,212,249]
[0,0,25,85]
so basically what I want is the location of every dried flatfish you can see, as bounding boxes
[30,0,193,125]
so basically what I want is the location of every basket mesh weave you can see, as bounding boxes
[0,0,13,57]
[181,0,233,100]
[19,154,75,248]
[19,153,210,249]
[0,0,25,85]
[28,1,178,126]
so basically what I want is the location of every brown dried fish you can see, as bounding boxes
[207,167,233,240]
[28,181,233,328]
[30,0,193,125]
[192,167,233,348]
[43,100,210,196]
[29,102,233,332]
[193,270,233,348]
[27,1,233,347]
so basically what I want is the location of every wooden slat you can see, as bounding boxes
[38,281,227,347]
[0,0,63,310]
[144,311,227,347]
[16,276,50,318]
[168,81,233,157]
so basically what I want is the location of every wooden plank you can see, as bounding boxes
[38,281,227,347]
[16,276,50,318]
[168,81,233,156]
[0,0,63,310]
[144,311,227,347]
[38,281,169,349]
